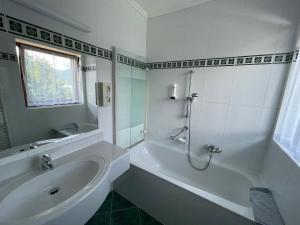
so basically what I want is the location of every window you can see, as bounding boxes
[17,43,82,108]
[274,60,300,164]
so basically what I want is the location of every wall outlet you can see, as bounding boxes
[95,82,112,106]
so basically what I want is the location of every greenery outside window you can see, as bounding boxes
[17,43,82,108]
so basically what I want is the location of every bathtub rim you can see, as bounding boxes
[129,140,257,222]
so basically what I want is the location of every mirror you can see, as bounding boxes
[0,38,99,156]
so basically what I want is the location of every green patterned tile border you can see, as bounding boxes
[82,65,96,72]
[146,51,299,70]
[0,52,17,61]
[0,14,298,70]
[0,14,5,31]
[0,14,148,68]
[2,15,112,61]
[117,54,146,69]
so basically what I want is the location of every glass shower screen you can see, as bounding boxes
[114,49,146,149]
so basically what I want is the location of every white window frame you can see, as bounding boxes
[17,42,83,108]
[274,59,300,166]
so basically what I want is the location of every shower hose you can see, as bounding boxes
[186,71,213,171]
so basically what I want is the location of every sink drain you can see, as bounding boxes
[49,187,60,195]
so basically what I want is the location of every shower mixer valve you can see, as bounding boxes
[205,145,223,154]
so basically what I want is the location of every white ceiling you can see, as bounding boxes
[131,0,214,18]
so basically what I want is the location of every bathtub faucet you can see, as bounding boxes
[205,145,223,154]
[170,126,188,140]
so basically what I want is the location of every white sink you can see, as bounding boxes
[0,156,107,225]
[0,133,130,225]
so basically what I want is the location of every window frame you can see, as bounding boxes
[17,42,83,109]
[273,59,300,167]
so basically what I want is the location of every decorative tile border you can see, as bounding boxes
[0,14,298,70]
[0,52,17,61]
[82,65,96,72]
[63,36,111,60]
[0,14,5,31]
[147,51,299,70]
[0,15,147,68]
[1,15,112,61]
[117,54,146,69]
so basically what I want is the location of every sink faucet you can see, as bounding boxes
[41,154,54,170]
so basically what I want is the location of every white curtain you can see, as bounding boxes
[19,44,81,107]
[274,57,300,162]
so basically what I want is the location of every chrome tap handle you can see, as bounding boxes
[42,154,51,161]
[41,154,54,170]
[205,145,223,154]
[214,147,223,153]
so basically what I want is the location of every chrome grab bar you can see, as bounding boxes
[170,126,188,140]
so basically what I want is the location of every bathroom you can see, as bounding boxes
[0,0,299,224]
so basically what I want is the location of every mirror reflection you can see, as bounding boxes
[0,39,98,154]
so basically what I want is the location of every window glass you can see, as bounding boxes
[18,44,82,107]
[274,61,300,164]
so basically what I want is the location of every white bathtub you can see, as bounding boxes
[115,141,259,225]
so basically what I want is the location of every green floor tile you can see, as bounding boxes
[86,192,164,225]
[96,192,112,214]
[85,213,111,225]
[139,209,163,225]
[112,191,135,211]
[111,208,140,225]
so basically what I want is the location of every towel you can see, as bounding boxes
[250,187,285,225]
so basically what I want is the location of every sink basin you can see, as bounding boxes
[0,156,106,225]
[0,137,130,225]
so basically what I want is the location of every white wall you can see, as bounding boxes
[147,0,299,61]
[1,0,147,57]
[84,56,98,124]
[260,17,300,225]
[96,58,113,142]
[261,141,300,225]
[146,0,300,174]
[0,0,147,143]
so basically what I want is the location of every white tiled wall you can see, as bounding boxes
[84,56,98,124]
[96,58,113,143]
[147,64,288,174]
[146,0,300,174]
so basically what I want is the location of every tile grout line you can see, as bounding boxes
[91,191,163,225]
[110,192,113,225]
[137,207,142,225]
[111,206,138,213]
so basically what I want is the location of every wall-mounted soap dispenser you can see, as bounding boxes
[95,82,112,106]
[170,84,177,100]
